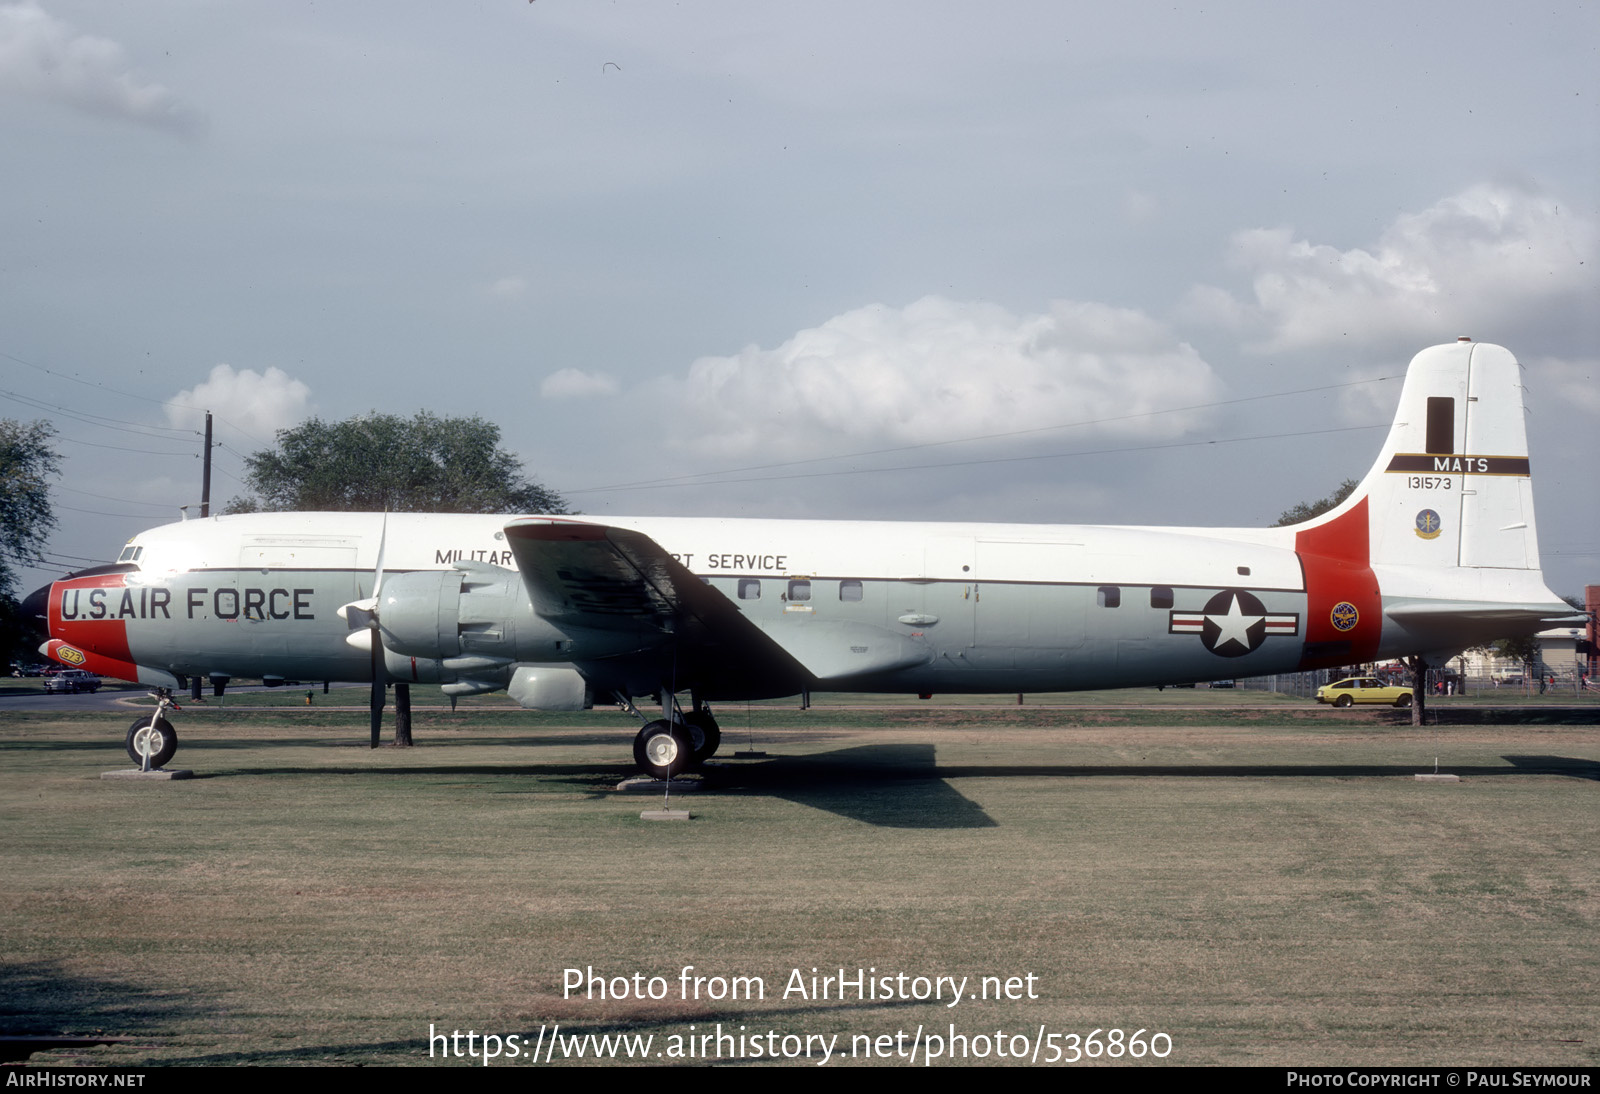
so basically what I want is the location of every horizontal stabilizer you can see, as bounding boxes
[1384,602,1587,626]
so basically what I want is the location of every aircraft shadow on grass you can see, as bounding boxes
[716,743,999,829]
[113,742,1599,829]
[0,959,210,1063]
[1500,755,1600,780]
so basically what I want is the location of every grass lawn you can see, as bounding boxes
[1,706,1595,1067]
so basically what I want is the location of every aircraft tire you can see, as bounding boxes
[126,716,178,769]
[633,720,693,780]
[1334,695,1354,708]
[1395,694,1413,708]
[681,712,721,763]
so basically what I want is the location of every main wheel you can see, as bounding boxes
[633,720,693,779]
[126,716,178,768]
[1394,693,1413,708]
[681,711,721,763]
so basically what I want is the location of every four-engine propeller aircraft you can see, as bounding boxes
[26,340,1582,776]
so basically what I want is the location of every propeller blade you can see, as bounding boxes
[368,512,389,749]
[372,512,388,599]
[370,625,384,748]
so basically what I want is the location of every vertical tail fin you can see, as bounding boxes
[1289,340,1575,661]
[1297,339,1540,572]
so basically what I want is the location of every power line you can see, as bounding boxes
[0,347,275,447]
[55,502,177,519]
[563,374,1401,495]
[55,435,194,456]
[54,486,173,510]
[570,424,1389,494]
[0,388,196,438]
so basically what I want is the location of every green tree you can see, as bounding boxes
[1274,478,1359,526]
[1494,635,1542,672]
[0,420,60,662]
[229,412,568,514]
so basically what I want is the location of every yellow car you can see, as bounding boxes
[1316,677,1413,708]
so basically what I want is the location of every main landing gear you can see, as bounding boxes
[624,693,722,779]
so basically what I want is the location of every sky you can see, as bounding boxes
[3,0,1597,599]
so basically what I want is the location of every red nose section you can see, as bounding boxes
[46,572,138,684]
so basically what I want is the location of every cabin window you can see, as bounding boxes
[738,578,761,600]
[839,579,863,602]
[1150,586,1173,609]
[1236,566,1250,576]
[787,579,812,602]
[1097,586,1121,608]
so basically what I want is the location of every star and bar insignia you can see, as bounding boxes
[1169,589,1298,658]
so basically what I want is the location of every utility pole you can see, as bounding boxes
[200,411,213,518]
[195,410,214,701]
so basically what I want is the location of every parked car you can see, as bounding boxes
[44,669,102,694]
[1316,676,1412,708]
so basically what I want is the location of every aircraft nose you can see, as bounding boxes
[20,580,53,623]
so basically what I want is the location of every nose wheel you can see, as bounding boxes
[126,716,178,769]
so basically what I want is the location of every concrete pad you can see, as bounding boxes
[640,809,691,822]
[102,768,193,781]
[615,776,703,793]
[1414,773,1462,782]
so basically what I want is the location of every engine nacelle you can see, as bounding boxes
[377,564,549,661]
[373,562,653,697]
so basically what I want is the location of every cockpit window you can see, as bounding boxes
[117,545,143,563]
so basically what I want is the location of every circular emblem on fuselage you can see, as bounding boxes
[1330,601,1359,632]
[1414,509,1442,540]
[1199,588,1269,658]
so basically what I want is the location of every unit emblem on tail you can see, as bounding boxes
[1329,602,1359,632]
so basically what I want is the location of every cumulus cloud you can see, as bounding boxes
[541,368,620,399]
[650,296,1222,458]
[1181,184,1596,351]
[0,2,199,133]
[166,365,312,441]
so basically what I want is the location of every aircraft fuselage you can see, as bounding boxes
[44,511,1374,698]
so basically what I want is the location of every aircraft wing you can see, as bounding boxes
[502,517,815,697]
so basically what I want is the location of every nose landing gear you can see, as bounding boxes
[126,691,183,769]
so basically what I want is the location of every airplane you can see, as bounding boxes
[24,339,1584,777]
